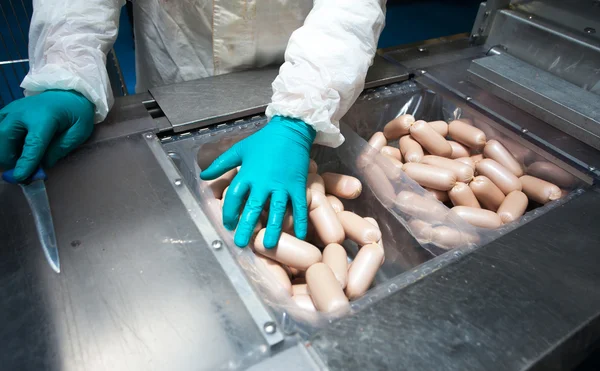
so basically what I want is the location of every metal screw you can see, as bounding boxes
[584,27,596,34]
[145,133,153,139]
[212,240,223,250]
[589,166,596,172]
[484,10,490,17]
[420,70,427,75]
[466,96,473,102]
[418,47,427,52]
[174,179,182,186]
[521,128,529,134]
[263,322,277,334]
[528,16,533,20]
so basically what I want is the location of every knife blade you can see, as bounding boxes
[2,168,60,273]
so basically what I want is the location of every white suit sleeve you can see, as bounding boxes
[21,0,125,123]
[266,0,386,147]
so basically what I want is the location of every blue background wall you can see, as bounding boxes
[1,0,480,106]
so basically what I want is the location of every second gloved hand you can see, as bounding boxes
[0,90,95,182]
[200,116,316,248]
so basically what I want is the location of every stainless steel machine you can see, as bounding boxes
[1,1,599,370]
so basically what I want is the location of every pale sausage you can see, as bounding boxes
[451,206,503,229]
[206,168,237,199]
[448,141,470,159]
[469,175,505,211]
[376,153,404,180]
[255,255,293,295]
[483,140,523,177]
[448,120,487,149]
[395,191,448,221]
[255,230,322,270]
[306,263,349,312]
[402,163,456,191]
[425,188,450,203]
[448,182,481,208]
[497,190,528,223]
[455,157,475,169]
[345,244,384,300]
[519,175,562,204]
[470,154,484,164]
[337,211,382,245]
[408,219,433,243]
[361,165,397,207]
[383,114,415,140]
[326,194,345,213]
[363,217,385,265]
[292,284,309,296]
[292,294,316,312]
[381,146,402,161]
[428,120,449,137]
[309,191,345,245]
[368,132,388,151]
[410,120,453,157]
[430,226,478,249]
[308,159,318,174]
[421,155,474,183]
[307,173,325,194]
[526,161,576,189]
[322,172,362,200]
[476,159,522,194]
[322,243,348,288]
[399,135,424,163]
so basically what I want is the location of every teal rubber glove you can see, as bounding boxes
[0,90,95,182]
[201,116,316,248]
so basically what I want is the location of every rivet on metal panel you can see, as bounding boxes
[528,16,533,19]
[420,70,427,75]
[212,240,223,250]
[263,322,277,334]
[145,133,154,139]
[589,166,596,172]
[483,10,490,18]
[418,47,427,52]
[174,179,182,186]
[521,128,529,134]
[466,96,473,102]
[584,27,596,34]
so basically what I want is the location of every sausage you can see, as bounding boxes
[381,146,402,161]
[363,217,385,265]
[448,182,481,208]
[337,211,382,245]
[308,159,318,174]
[255,255,293,295]
[502,138,532,166]
[455,157,475,169]
[519,175,562,204]
[376,153,404,181]
[399,135,424,163]
[408,219,434,243]
[448,119,487,149]
[292,284,309,296]
[220,186,229,207]
[361,164,396,207]
[292,294,316,312]
[428,120,449,137]
[402,163,456,191]
[451,206,503,229]
[483,140,523,177]
[448,141,470,159]
[368,132,388,151]
[321,172,362,200]
[306,263,349,312]
[326,195,344,213]
[395,191,448,222]
[469,175,505,211]
[425,188,449,203]
[345,244,385,300]
[309,191,346,245]
[383,114,415,140]
[430,226,478,249]
[409,120,453,157]
[205,168,237,199]
[255,229,322,270]
[476,159,522,195]
[322,243,348,288]
[526,161,577,189]
[307,173,325,194]
[497,190,528,223]
[281,209,295,234]
[421,155,474,183]
[470,154,484,164]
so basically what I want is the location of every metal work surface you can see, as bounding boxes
[150,55,409,133]
[468,52,600,150]
[0,135,275,370]
[310,189,600,371]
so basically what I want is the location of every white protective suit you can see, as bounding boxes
[22,0,386,147]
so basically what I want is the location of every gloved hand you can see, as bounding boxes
[0,90,95,182]
[201,116,316,248]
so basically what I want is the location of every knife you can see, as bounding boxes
[2,168,61,273]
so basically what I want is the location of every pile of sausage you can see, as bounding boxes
[370,114,566,233]
[204,163,385,314]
